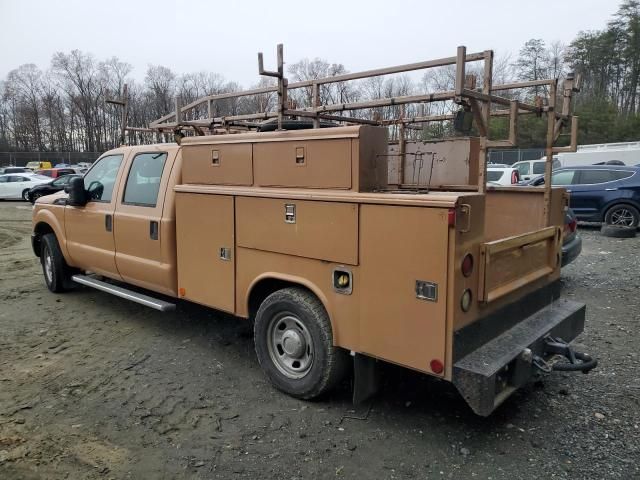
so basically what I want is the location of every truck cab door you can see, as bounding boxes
[65,154,126,278]
[113,151,176,296]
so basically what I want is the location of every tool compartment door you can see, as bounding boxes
[236,196,358,265]
[175,193,235,312]
[359,205,449,375]
[253,138,352,189]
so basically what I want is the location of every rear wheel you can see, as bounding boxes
[254,287,349,399]
[22,189,30,201]
[604,204,639,228]
[40,233,74,292]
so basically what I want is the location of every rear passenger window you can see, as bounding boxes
[532,161,546,174]
[609,170,635,181]
[577,170,615,185]
[123,152,167,207]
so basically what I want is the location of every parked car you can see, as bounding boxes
[35,168,77,179]
[487,167,520,185]
[25,161,52,171]
[562,208,582,267]
[512,158,562,181]
[0,174,51,201]
[0,167,31,174]
[527,165,640,227]
[28,174,81,203]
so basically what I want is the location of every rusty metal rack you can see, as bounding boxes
[114,44,581,220]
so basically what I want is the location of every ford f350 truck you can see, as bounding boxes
[30,46,596,415]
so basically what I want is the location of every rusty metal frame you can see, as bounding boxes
[116,44,580,223]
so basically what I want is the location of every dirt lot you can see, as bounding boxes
[0,200,638,480]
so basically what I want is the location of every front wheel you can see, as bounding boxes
[254,287,349,399]
[604,204,639,228]
[40,233,74,292]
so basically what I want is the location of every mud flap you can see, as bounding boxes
[452,298,590,416]
[352,353,380,404]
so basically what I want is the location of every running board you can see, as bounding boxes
[72,275,176,312]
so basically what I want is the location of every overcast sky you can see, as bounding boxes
[0,0,620,86]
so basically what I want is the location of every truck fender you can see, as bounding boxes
[32,210,72,265]
[244,272,337,342]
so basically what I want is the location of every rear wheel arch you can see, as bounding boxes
[246,275,334,330]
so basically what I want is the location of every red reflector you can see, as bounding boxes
[461,253,473,277]
[430,359,444,374]
[448,209,456,227]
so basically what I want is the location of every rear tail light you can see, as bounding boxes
[461,253,473,277]
[564,219,577,235]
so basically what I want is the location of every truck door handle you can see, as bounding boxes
[105,214,113,232]
[150,220,159,240]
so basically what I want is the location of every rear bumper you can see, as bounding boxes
[452,298,587,416]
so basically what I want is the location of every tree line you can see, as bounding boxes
[0,0,638,153]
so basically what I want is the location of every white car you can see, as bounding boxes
[0,173,51,201]
[487,167,520,186]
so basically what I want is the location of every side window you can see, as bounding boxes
[123,152,167,207]
[516,163,530,175]
[552,159,561,169]
[83,154,124,202]
[0,176,7,183]
[52,176,71,187]
[551,170,576,186]
[532,161,546,175]
[577,170,614,185]
[609,170,634,181]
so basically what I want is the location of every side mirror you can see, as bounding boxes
[65,176,88,207]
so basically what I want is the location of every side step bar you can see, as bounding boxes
[72,275,176,312]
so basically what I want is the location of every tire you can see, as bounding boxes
[604,203,640,228]
[254,287,349,399]
[30,192,42,204]
[22,189,30,201]
[600,224,637,238]
[40,233,74,292]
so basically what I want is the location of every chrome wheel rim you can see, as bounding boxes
[44,246,54,283]
[610,208,635,226]
[267,312,314,379]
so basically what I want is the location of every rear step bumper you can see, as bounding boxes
[452,298,592,416]
[72,275,176,312]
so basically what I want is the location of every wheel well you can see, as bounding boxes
[247,278,315,320]
[32,222,55,257]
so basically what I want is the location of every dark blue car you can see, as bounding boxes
[529,165,640,227]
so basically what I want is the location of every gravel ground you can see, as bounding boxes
[0,200,638,479]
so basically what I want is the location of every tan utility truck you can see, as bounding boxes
[31,46,597,416]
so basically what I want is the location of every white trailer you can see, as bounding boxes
[554,141,640,167]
